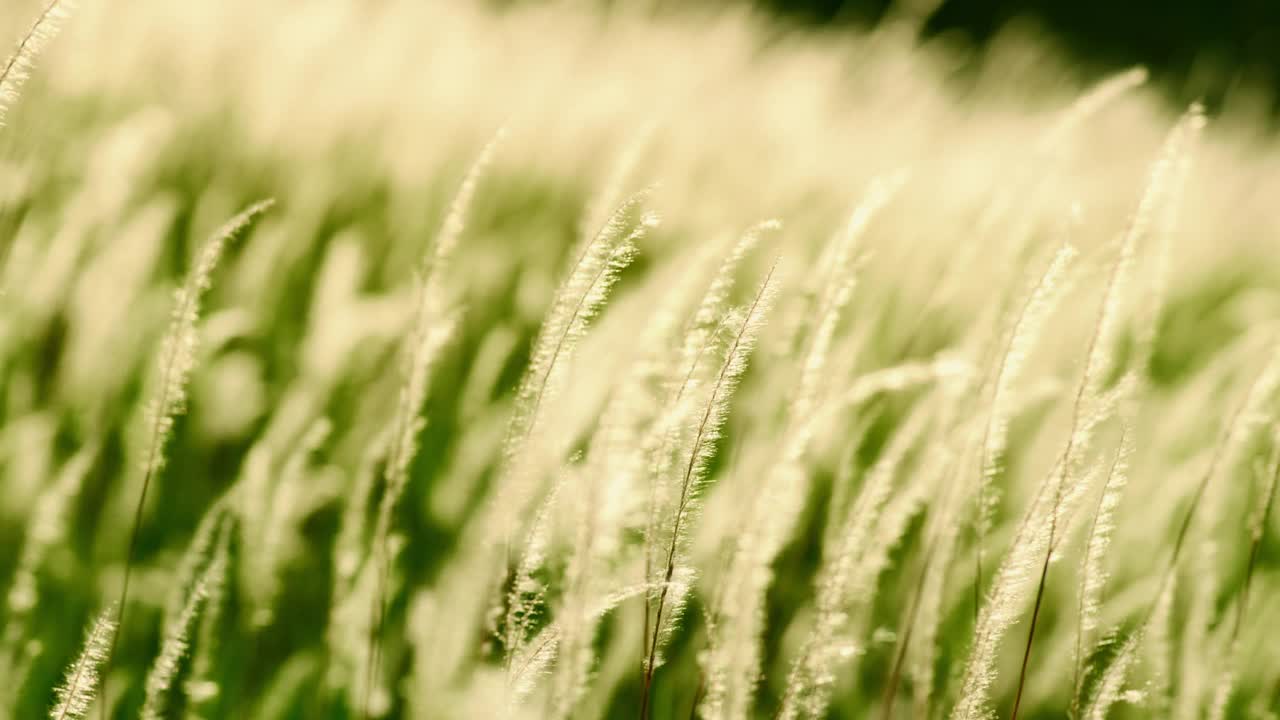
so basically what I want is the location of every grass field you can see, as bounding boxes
[2,0,1280,718]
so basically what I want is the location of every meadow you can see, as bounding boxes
[1,0,1280,718]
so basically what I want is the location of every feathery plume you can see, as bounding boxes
[1005,104,1205,720]
[146,199,277,479]
[108,198,273,695]
[507,190,655,463]
[700,179,904,720]
[642,260,780,719]
[1071,425,1134,714]
[642,220,776,663]
[975,241,1078,600]
[162,500,230,632]
[487,192,656,675]
[778,407,933,720]
[795,173,907,421]
[508,583,657,704]
[51,609,116,720]
[0,0,74,127]
[496,190,655,563]
[503,470,569,706]
[545,244,748,718]
[1082,629,1143,720]
[140,524,230,720]
[1128,338,1280,715]
[1039,66,1149,152]
[674,220,777,402]
[578,122,655,244]
[429,128,505,276]
[182,523,234,719]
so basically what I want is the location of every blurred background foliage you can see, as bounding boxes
[0,0,1278,718]
[745,0,1280,117]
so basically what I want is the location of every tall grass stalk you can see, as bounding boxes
[700,180,903,720]
[974,241,1078,612]
[642,259,780,719]
[362,131,502,719]
[105,199,274,707]
[547,232,764,717]
[642,220,776,653]
[499,189,655,555]
[499,198,655,676]
[778,406,933,720]
[954,242,1131,720]
[1006,102,1207,720]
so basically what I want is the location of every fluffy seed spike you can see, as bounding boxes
[429,127,505,277]
[140,527,230,720]
[162,500,230,632]
[778,407,934,720]
[0,0,74,127]
[503,470,570,705]
[795,174,906,422]
[700,180,905,720]
[497,189,655,564]
[508,190,656,461]
[1039,66,1149,152]
[183,523,234,719]
[51,609,115,720]
[643,260,780,720]
[642,219,778,644]
[675,219,778,402]
[1083,629,1143,720]
[976,241,1078,594]
[1071,425,1134,715]
[961,104,1203,720]
[108,198,274,699]
[146,199,277,479]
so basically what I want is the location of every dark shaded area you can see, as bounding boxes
[757,0,1280,114]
